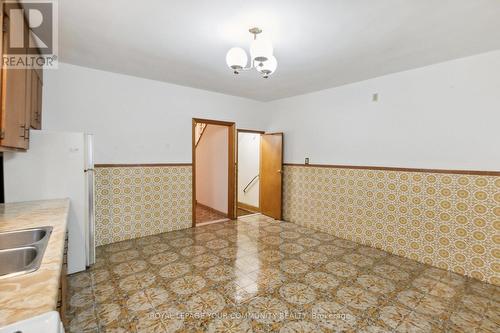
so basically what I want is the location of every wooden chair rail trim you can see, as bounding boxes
[95,163,192,168]
[284,163,500,176]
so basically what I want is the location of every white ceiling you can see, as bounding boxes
[60,0,500,101]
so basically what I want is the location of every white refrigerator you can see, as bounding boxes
[3,130,95,274]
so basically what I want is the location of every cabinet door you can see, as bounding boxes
[35,71,42,129]
[22,69,33,147]
[30,42,42,129]
[0,67,27,148]
[30,69,38,128]
[0,15,28,149]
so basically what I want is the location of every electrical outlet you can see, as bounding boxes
[372,93,378,102]
[305,158,309,165]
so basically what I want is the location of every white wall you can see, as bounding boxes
[237,132,260,208]
[42,63,268,164]
[266,50,500,171]
[43,51,500,171]
[3,131,87,274]
[195,124,228,214]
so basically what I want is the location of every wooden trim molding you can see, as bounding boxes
[284,163,500,176]
[237,202,260,213]
[95,163,192,168]
[237,129,265,134]
[193,118,235,127]
[228,123,236,220]
[192,118,236,227]
[236,128,264,219]
[0,147,25,152]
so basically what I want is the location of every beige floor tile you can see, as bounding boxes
[67,215,500,332]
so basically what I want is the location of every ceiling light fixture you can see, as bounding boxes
[226,27,277,78]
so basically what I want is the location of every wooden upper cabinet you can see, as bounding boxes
[0,14,27,149]
[0,1,43,150]
[33,68,42,130]
[30,68,38,129]
[23,68,32,147]
[29,36,42,130]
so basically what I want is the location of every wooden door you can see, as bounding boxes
[259,133,283,219]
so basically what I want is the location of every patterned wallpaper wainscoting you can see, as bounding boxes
[283,165,500,285]
[94,165,192,246]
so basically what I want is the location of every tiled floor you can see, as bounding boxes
[195,204,227,224]
[68,215,500,332]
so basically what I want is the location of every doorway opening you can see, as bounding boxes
[236,129,264,217]
[192,118,235,226]
[236,130,284,221]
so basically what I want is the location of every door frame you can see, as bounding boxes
[236,129,265,216]
[192,118,236,227]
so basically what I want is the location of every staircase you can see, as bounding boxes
[195,123,207,147]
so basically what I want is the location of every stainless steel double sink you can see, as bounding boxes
[0,226,53,279]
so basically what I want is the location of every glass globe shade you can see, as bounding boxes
[226,47,248,69]
[250,37,273,62]
[257,56,277,77]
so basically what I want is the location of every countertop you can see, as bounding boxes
[0,199,69,326]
